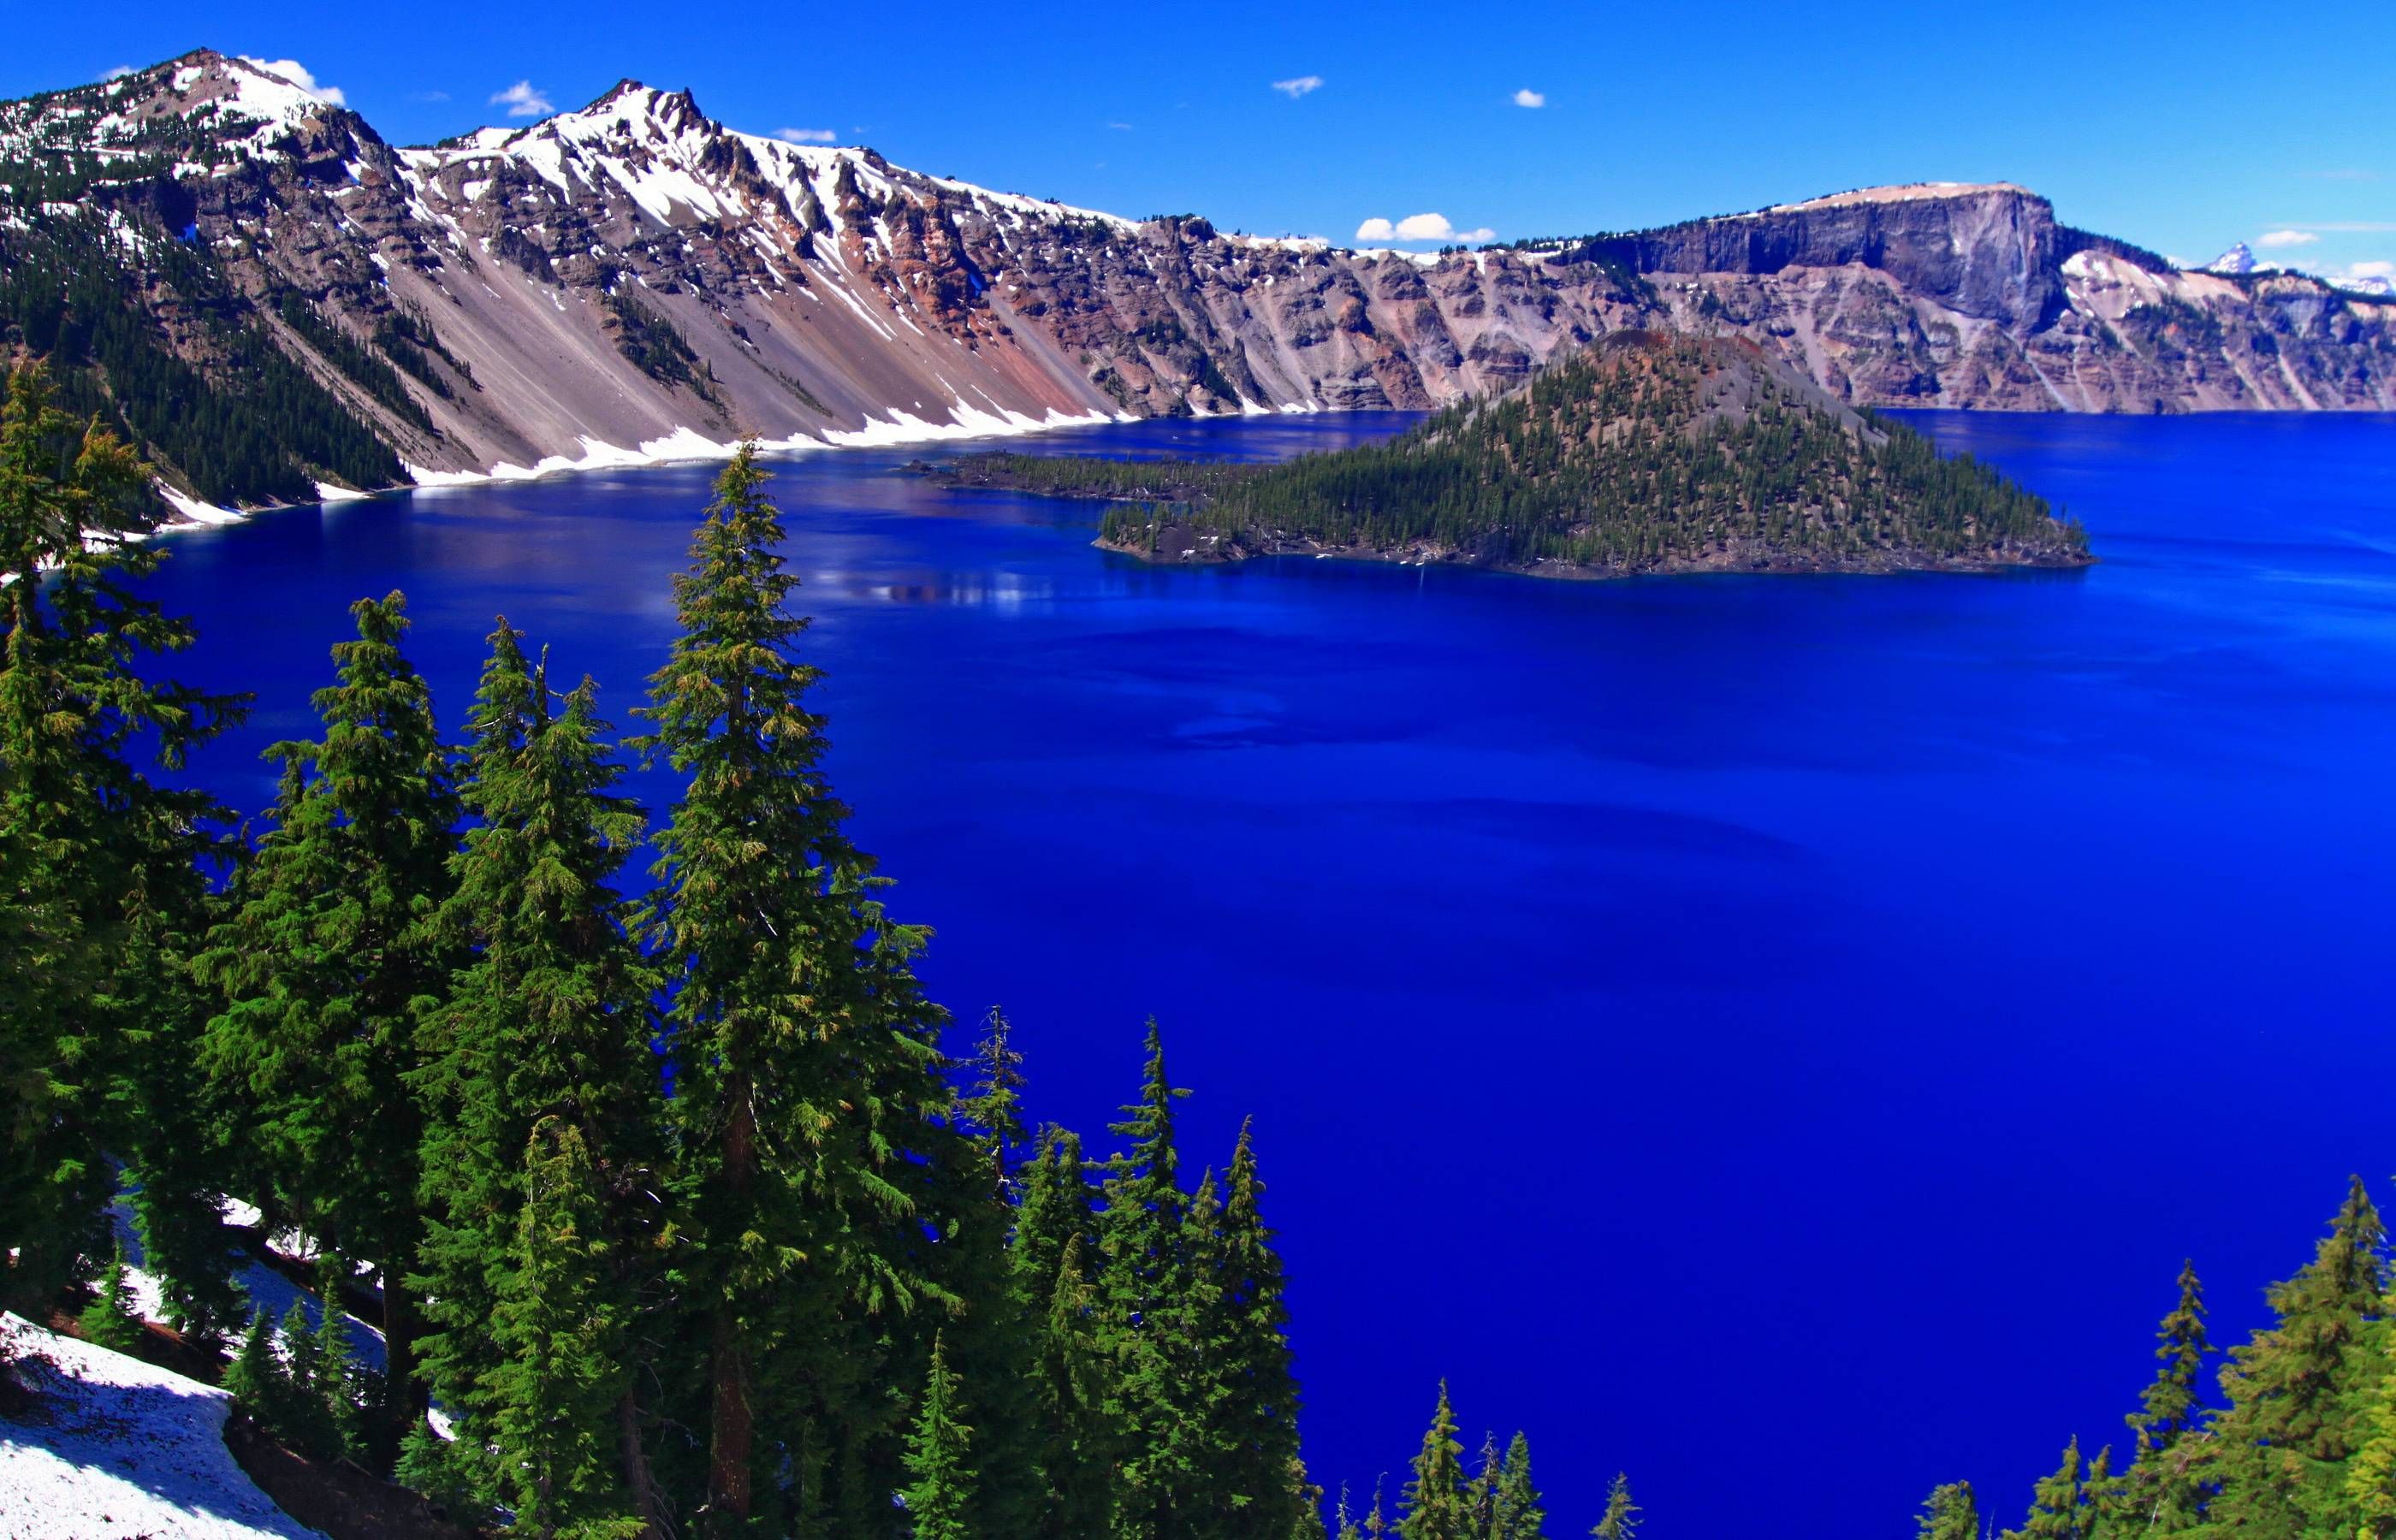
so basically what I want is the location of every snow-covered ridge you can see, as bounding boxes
[0,1314,325,1540]
[1762,181,2033,214]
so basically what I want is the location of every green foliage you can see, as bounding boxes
[0,213,403,505]
[902,1330,978,1540]
[1092,335,2085,572]
[0,364,242,1318]
[1398,1382,1468,1540]
[1591,1473,1640,1540]
[1918,1480,1978,1540]
[604,291,720,402]
[274,292,435,433]
[198,590,460,1463]
[633,444,955,1531]
[1489,1432,1548,1540]
[76,1238,146,1353]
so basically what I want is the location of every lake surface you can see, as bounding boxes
[136,408,2396,1536]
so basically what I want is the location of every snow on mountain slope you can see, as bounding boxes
[0,1315,324,1540]
[5,50,2393,512]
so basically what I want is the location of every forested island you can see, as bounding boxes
[916,334,2092,579]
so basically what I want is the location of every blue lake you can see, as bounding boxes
[135,408,2396,1536]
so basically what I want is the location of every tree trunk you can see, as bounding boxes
[706,1087,757,1523]
[620,1388,669,1538]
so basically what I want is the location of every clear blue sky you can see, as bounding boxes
[12,0,2393,281]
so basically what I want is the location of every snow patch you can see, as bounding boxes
[0,1313,328,1540]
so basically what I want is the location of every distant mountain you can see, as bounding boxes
[1084,331,2091,578]
[2204,242,2258,275]
[2,51,2392,513]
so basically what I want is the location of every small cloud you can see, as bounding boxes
[1272,75,1324,99]
[1356,211,1494,245]
[1107,121,1135,131]
[490,80,554,119]
[2346,260,2395,280]
[1512,88,1545,108]
[774,127,838,144]
[241,56,345,106]
[103,64,139,81]
[411,89,451,103]
[2258,229,2320,248]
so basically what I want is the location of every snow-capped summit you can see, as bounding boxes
[2204,241,2257,275]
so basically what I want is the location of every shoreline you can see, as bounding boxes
[142,400,1144,539]
[1093,533,2097,581]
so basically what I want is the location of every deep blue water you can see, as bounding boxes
[134,408,2396,1536]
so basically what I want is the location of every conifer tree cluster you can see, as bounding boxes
[1,380,1345,1538]
[1082,334,2087,573]
[1930,1174,2396,1540]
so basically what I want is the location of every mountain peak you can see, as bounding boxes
[2204,241,2257,275]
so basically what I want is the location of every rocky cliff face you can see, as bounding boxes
[3,54,2391,506]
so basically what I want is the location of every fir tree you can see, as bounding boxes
[1491,1432,1547,1540]
[2013,1438,2087,1540]
[1335,1484,1364,1540]
[902,1330,977,1540]
[1916,1482,1978,1540]
[76,1237,145,1353]
[486,1119,644,1539]
[1463,1433,1501,1539]
[1034,1232,1115,1538]
[958,1005,1029,1181]
[2206,1176,2387,1540]
[1191,1119,1306,1536]
[634,446,954,1531]
[199,591,458,1464]
[0,364,241,1320]
[410,620,664,1528]
[1591,1473,1640,1540]
[2122,1260,2211,1532]
[1098,1019,1203,1539]
[1399,1382,1468,1540]
[307,1256,363,1462]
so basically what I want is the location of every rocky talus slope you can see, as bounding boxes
[2,55,2390,508]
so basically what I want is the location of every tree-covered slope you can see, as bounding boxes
[1093,332,2090,575]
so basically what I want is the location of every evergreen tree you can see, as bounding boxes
[902,1330,977,1540]
[76,1236,145,1353]
[634,446,955,1531]
[2013,1438,2087,1540]
[2347,1278,2396,1540]
[2205,1176,2387,1540]
[1398,1381,1468,1540]
[1033,1232,1115,1538]
[1916,1482,1978,1540]
[222,1308,291,1424]
[958,1005,1028,1178]
[1335,1485,1363,1540]
[199,590,458,1464]
[1097,1018,1202,1538]
[485,1119,644,1539]
[306,1255,363,1462]
[0,364,241,1320]
[410,620,664,1528]
[1191,1119,1306,1536]
[1490,1432,1547,1540]
[1463,1433,1501,1539]
[2122,1261,2211,1533]
[1590,1473,1640,1540]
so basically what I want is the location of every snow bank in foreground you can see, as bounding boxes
[0,1313,324,1540]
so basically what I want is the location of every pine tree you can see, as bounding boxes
[307,1256,363,1462]
[2122,1261,2211,1533]
[1097,1019,1201,1538]
[1490,1432,1546,1540]
[1591,1473,1640,1540]
[0,364,242,1321]
[634,446,955,1531]
[76,1237,145,1353]
[1189,1119,1306,1537]
[223,1309,288,1420]
[1034,1232,1115,1537]
[1463,1433,1501,1537]
[1916,1482,1978,1540]
[1365,1474,1391,1540]
[958,1005,1028,1179]
[2348,1283,2396,1540]
[2013,1438,2086,1540]
[1335,1484,1364,1540]
[486,1119,644,1539]
[411,620,664,1528]
[902,1330,977,1540]
[198,591,458,1465]
[2206,1176,2387,1540]
[1399,1381,1468,1540]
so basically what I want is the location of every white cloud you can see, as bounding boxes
[1513,88,1545,108]
[490,80,554,119]
[240,56,345,106]
[774,127,837,144]
[411,89,451,103]
[1355,211,1494,245]
[1107,121,1135,131]
[2258,229,2320,248]
[2347,260,2395,279]
[103,64,139,81]
[1272,75,1324,99]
